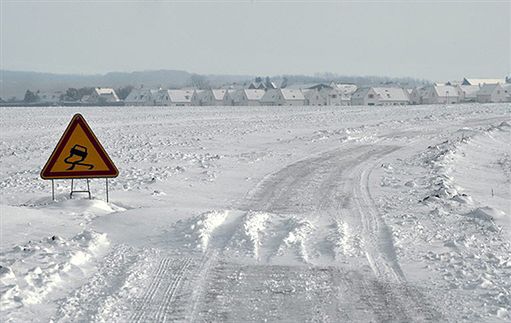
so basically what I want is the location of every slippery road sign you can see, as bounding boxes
[41,114,119,179]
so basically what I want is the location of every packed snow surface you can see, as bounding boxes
[1,103,510,322]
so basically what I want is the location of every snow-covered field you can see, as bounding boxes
[1,103,510,322]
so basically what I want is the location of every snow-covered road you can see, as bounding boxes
[1,104,510,322]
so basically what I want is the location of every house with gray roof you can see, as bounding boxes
[165,90,194,106]
[477,83,510,103]
[351,87,409,106]
[124,87,160,106]
[261,89,306,106]
[414,85,460,105]
[462,78,505,86]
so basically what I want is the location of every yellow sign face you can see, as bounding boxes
[41,114,118,179]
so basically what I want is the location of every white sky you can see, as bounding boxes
[1,0,510,81]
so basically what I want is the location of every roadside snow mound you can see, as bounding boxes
[0,230,109,310]
[412,123,511,320]
[226,211,270,260]
[177,210,230,252]
[170,210,363,265]
[276,218,315,263]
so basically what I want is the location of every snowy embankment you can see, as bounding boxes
[1,104,510,322]
[374,117,511,320]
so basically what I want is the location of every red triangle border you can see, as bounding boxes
[41,114,119,179]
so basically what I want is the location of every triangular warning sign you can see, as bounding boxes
[41,114,119,179]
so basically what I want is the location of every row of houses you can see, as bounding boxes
[349,78,511,106]
[123,82,358,107]
[26,77,510,107]
[36,88,121,105]
[123,79,510,107]
[124,87,308,106]
[410,78,511,105]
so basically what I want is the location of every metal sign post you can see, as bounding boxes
[70,178,92,199]
[106,179,109,203]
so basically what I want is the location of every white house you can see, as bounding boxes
[222,90,239,106]
[327,83,357,106]
[233,89,266,106]
[375,88,410,105]
[505,84,511,102]
[85,87,120,104]
[304,84,331,106]
[152,89,170,106]
[476,83,510,103]
[165,90,194,106]
[410,87,429,105]
[351,87,409,106]
[456,85,480,102]
[222,89,237,106]
[191,90,205,106]
[125,88,160,106]
[462,78,505,86]
[351,88,377,106]
[261,89,306,106]
[199,89,228,106]
[416,85,460,104]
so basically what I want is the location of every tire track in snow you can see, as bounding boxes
[356,160,405,282]
[130,257,171,323]
[156,257,192,322]
[230,144,442,320]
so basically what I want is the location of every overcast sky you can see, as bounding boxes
[1,0,509,81]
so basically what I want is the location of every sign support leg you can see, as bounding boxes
[106,178,109,203]
[70,178,92,199]
[87,179,91,200]
[70,179,74,199]
[52,179,55,201]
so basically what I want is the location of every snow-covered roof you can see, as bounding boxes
[125,88,159,103]
[462,78,505,86]
[94,87,119,101]
[244,89,265,101]
[372,87,409,102]
[168,90,194,103]
[286,83,318,90]
[261,89,279,103]
[476,83,503,96]
[433,85,459,97]
[280,89,305,101]
[351,88,371,99]
[307,83,332,91]
[95,87,118,96]
[457,85,480,98]
[211,89,227,101]
[330,83,358,94]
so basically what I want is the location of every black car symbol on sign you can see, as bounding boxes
[64,144,95,170]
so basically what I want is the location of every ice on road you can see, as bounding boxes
[1,104,510,322]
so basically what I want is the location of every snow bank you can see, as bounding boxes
[176,210,230,252]
[227,211,270,260]
[410,121,511,320]
[277,218,315,263]
[0,230,109,311]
